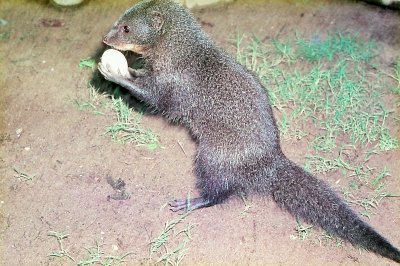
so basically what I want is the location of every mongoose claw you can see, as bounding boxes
[169,197,213,212]
[169,199,189,212]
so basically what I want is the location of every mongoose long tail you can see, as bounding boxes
[270,156,400,262]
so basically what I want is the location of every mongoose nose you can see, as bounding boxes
[103,35,108,44]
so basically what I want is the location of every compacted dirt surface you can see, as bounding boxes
[0,0,399,265]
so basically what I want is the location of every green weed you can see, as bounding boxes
[48,231,75,262]
[13,167,36,181]
[378,128,399,151]
[372,167,390,187]
[318,233,344,247]
[290,220,313,241]
[78,241,132,266]
[48,231,132,265]
[73,82,159,149]
[79,57,97,69]
[72,82,107,115]
[105,97,159,150]
[149,211,194,266]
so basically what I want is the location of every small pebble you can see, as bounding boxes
[16,128,22,138]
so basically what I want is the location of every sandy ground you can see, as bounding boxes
[0,0,399,265]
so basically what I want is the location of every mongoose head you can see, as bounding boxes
[103,0,168,55]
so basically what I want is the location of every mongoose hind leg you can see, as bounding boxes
[169,170,235,212]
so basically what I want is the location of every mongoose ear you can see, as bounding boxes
[151,11,164,31]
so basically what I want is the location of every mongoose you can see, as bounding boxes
[98,0,400,263]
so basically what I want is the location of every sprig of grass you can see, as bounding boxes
[73,82,107,115]
[105,97,159,150]
[79,57,96,69]
[77,241,132,266]
[13,167,36,181]
[372,167,390,187]
[77,241,104,265]
[318,233,344,247]
[290,220,313,241]
[239,192,253,218]
[149,211,194,266]
[344,190,396,219]
[75,66,160,150]
[48,231,75,262]
[385,59,400,94]
[48,232,132,265]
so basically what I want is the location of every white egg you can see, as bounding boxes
[101,49,129,76]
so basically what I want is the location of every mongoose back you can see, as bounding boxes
[98,0,400,263]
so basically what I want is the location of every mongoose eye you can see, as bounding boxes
[123,25,130,33]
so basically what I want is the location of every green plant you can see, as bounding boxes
[72,82,107,115]
[290,221,313,241]
[48,231,75,262]
[79,57,96,69]
[78,241,132,266]
[149,211,194,266]
[48,231,132,265]
[105,97,159,150]
[13,167,36,181]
